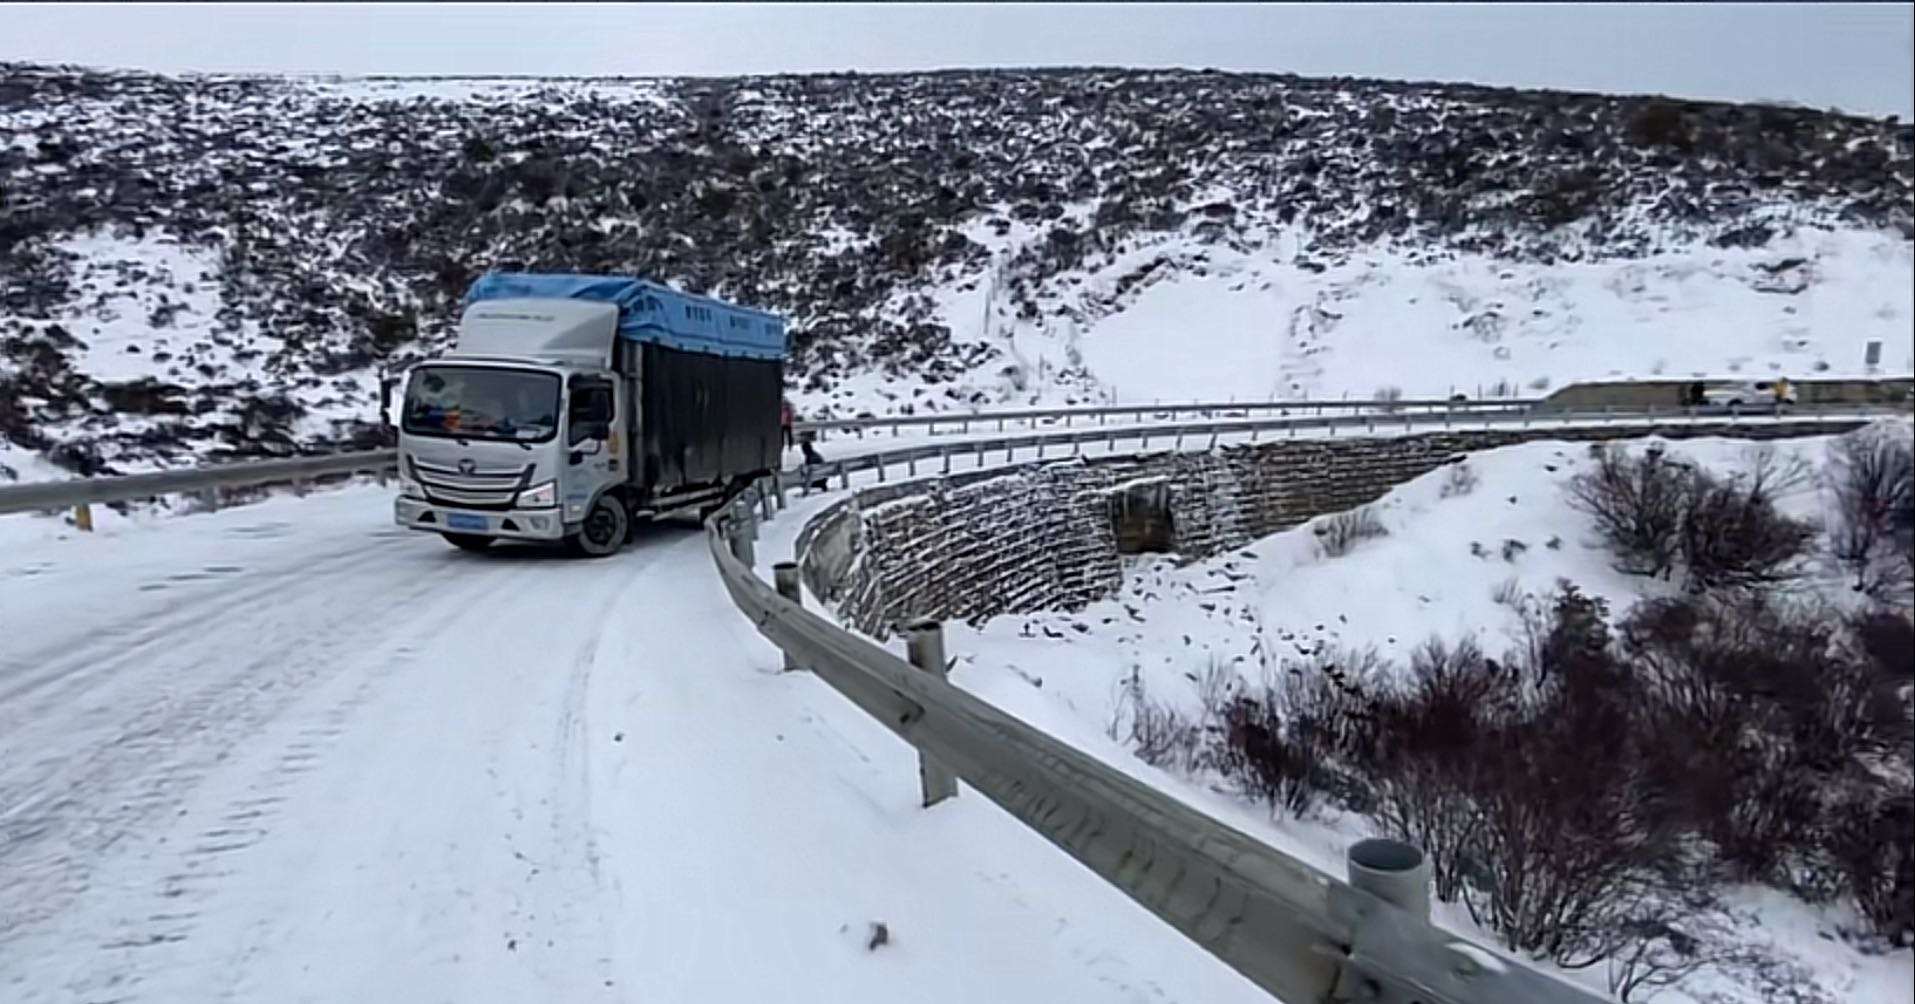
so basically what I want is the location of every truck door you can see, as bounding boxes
[567,376,619,490]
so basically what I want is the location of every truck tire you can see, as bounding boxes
[442,532,496,552]
[569,495,629,558]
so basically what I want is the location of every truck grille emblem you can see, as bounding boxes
[458,459,476,475]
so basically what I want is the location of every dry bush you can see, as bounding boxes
[1826,427,1915,602]
[1315,505,1389,558]
[1567,445,1693,579]
[1211,648,1383,820]
[1441,460,1480,498]
[1109,667,1206,771]
[1678,449,1817,592]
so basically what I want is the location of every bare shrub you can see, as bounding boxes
[1567,445,1693,579]
[1502,538,1529,562]
[1619,594,1911,920]
[1361,637,1511,903]
[1315,505,1388,558]
[1463,586,1690,966]
[1826,427,1915,601]
[1679,450,1818,592]
[1440,460,1480,498]
[1601,903,1753,1003]
[1211,649,1382,819]
[1491,576,1526,609]
[1109,667,1206,771]
[1373,384,1404,404]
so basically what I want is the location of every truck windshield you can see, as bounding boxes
[402,366,561,443]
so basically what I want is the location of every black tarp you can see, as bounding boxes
[633,341,782,495]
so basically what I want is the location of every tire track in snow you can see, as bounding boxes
[0,541,494,946]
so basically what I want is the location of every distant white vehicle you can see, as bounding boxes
[1691,378,1797,410]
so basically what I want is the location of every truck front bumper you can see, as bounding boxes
[394,497,568,542]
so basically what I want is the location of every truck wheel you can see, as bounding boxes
[570,496,629,557]
[442,532,496,552]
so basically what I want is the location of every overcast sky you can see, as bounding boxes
[4,3,1910,119]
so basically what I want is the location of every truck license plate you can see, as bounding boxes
[446,513,488,532]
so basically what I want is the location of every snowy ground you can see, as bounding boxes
[0,485,1273,1003]
[757,429,1915,1004]
[805,223,1915,416]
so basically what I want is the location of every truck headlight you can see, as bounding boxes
[518,480,557,508]
[399,474,425,500]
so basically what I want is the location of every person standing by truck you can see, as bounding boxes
[781,397,796,450]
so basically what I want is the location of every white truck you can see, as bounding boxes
[383,273,786,556]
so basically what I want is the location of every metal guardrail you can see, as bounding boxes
[0,400,1887,518]
[795,396,1541,439]
[705,403,1897,1004]
[0,398,1548,517]
[0,449,398,516]
[777,402,1893,495]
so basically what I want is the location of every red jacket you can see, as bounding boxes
[780,400,795,427]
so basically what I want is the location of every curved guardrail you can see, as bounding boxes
[0,401,1883,518]
[794,396,1540,439]
[0,397,1593,517]
[705,403,1899,1004]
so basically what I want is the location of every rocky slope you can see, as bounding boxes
[1,63,1910,478]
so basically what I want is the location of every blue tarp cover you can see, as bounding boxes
[464,273,786,361]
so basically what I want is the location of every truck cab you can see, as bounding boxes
[388,275,786,556]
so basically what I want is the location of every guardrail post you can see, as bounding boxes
[941,447,952,475]
[729,508,756,566]
[773,470,787,510]
[1036,440,1046,459]
[876,457,887,483]
[908,454,918,476]
[837,463,850,490]
[1347,838,1431,920]
[73,503,93,532]
[759,486,774,522]
[906,619,959,807]
[773,563,804,672]
[200,487,220,513]
[975,442,986,468]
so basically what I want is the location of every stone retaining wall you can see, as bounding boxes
[797,418,1874,638]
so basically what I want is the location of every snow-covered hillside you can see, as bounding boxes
[2,63,1910,478]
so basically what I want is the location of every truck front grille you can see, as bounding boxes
[408,456,534,510]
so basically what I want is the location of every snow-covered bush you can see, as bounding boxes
[1826,425,1915,603]
[1440,460,1480,498]
[1314,505,1389,558]
[1569,445,1818,592]
[1567,445,1692,579]
[1677,450,1818,592]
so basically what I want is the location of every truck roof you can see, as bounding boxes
[463,273,786,361]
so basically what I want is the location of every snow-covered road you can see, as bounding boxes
[0,487,1267,1003]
